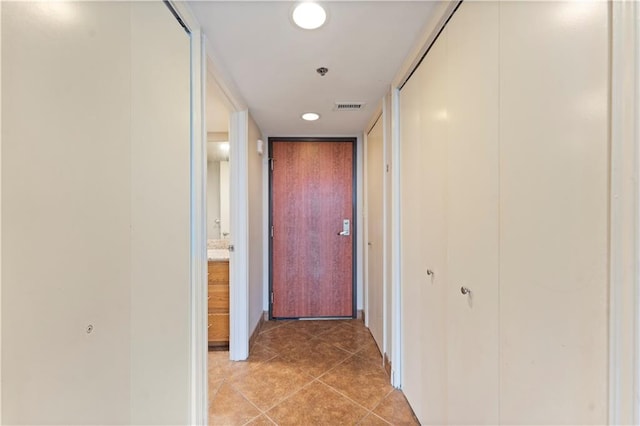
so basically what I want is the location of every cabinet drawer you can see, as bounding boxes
[208,313,229,343]
[208,261,229,285]
[208,284,229,313]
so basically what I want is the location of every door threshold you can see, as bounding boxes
[298,317,354,321]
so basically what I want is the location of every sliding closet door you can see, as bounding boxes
[445,2,500,424]
[499,2,609,423]
[130,3,191,422]
[400,25,448,425]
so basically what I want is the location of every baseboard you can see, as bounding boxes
[384,353,392,377]
[248,313,266,352]
[357,309,364,321]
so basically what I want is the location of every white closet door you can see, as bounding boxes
[400,25,449,425]
[445,2,500,424]
[499,2,609,423]
[399,52,427,422]
[366,117,384,354]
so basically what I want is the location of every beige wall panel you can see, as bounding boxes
[130,3,191,423]
[366,116,384,353]
[400,25,449,425]
[445,2,500,424]
[499,1,609,424]
[1,2,132,423]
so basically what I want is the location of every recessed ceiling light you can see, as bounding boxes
[292,2,327,30]
[302,112,320,121]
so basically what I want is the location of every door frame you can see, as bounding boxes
[268,137,358,320]
[188,19,253,424]
[609,1,640,423]
[202,56,251,362]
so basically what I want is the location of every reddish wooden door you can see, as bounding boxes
[270,139,355,318]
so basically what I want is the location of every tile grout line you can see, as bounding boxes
[225,380,269,420]
[365,387,396,418]
[314,350,395,424]
[258,377,321,415]
[317,375,392,418]
[210,320,399,425]
[207,377,226,402]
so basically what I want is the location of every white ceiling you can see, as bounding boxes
[189,1,438,136]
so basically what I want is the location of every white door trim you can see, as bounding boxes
[381,92,392,372]
[363,130,370,327]
[609,1,640,424]
[228,110,250,361]
[166,2,207,424]
[390,87,402,388]
[173,2,253,421]
[201,41,251,362]
[0,2,4,419]
[187,28,207,426]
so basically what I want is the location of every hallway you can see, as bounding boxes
[208,320,418,425]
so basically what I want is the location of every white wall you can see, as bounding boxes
[1,2,195,423]
[247,115,264,332]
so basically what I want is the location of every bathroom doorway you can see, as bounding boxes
[206,72,233,351]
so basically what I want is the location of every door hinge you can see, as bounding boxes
[270,292,274,304]
[386,164,390,173]
[269,158,274,171]
[270,225,274,238]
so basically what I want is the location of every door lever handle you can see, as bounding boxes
[338,219,350,236]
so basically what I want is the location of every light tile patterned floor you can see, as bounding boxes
[208,319,420,425]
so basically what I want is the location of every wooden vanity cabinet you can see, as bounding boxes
[208,260,229,348]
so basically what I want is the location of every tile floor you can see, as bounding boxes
[208,319,420,425]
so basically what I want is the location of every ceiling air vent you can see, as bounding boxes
[333,102,366,111]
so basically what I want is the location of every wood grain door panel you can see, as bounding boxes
[271,139,355,318]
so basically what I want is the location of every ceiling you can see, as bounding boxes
[189,1,438,136]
